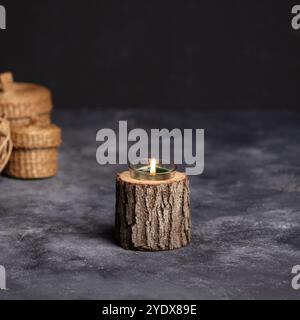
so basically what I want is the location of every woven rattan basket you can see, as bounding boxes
[4,123,62,179]
[0,117,13,173]
[0,72,53,128]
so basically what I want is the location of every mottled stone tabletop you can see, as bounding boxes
[1,108,300,299]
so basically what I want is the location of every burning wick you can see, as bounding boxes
[149,158,156,176]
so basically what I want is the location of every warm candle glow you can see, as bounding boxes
[149,158,156,175]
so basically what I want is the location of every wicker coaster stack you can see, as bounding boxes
[0,72,52,127]
[4,123,62,179]
[0,72,62,179]
[0,117,13,173]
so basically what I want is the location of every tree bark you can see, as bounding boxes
[115,171,191,251]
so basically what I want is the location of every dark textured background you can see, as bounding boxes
[0,0,300,109]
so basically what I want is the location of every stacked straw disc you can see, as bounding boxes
[0,72,52,127]
[4,123,62,179]
[0,117,13,173]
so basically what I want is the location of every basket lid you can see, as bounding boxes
[11,123,62,149]
[0,72,53,119]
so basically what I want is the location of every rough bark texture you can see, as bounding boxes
[115,171,191,251]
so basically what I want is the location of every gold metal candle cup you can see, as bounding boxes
[128,160,176,181]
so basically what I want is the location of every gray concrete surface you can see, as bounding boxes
[0,108,300,299]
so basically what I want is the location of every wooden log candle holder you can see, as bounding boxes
[115,171,191,251]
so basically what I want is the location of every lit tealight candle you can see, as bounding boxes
[129,158,176,181]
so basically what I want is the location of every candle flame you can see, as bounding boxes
[149,158,156,176]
